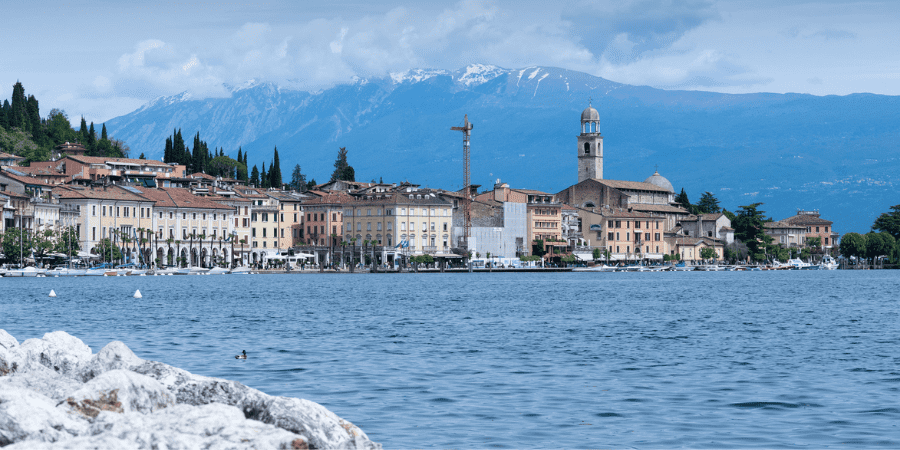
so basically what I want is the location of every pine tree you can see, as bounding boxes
[330,147,355,182]
[290,164,306,191]
[250,165,260,186]
[675,188,691,211]
[139,153,146,159]
[270,146,282,188]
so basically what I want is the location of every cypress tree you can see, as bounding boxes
[101,124,108,140]
[26,95,41,139]
[164,136,173,163]
[250,165,260,186]
[237,148,243,167]
[79,117,88,143]
[0,99,10,129]
[10,82,27,130]
[260,162,268,188]
[270,146,282,188]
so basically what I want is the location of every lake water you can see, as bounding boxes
[2,271,899,448]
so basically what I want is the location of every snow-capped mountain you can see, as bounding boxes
[104,64,900,233]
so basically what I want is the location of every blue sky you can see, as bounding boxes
[3,0,898,123]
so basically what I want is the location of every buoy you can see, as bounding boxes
[134,289,142,299]
[49,290,57,297]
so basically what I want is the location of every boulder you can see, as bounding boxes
[11,332,92,377]
[79,341,144,382]
[0,387,87,446]
[0,330,381,449]
[64,370,174,417]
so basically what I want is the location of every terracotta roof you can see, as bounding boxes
[54,185,150,202]
[0,170,58,188]
[132,187,232,210]
[0,151,26,161]
[630,204,690,214]
[300,193,358,206]
[190,172,217,180]
[512,188,553,196]
[764,220,805,229]
[65,155,171,167]
[591,178,672,193]
[782,214,833,226]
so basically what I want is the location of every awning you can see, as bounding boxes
[574,252,593,261]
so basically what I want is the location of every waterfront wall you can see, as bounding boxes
[0,330,380,449]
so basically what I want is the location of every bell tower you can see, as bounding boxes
[578,102,603,182]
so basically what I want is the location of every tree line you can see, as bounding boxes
[162,130,357,191]
[0,82,127,163]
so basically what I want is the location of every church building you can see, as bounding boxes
[556,103,720,261]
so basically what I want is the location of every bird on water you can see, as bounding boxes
[235,350,247,359]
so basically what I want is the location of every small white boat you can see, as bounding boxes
[573,265,616,272]
[207,267,230,275]
[229,266,252,274]
[787,258,812,270]
[5,266,46,277]
[47,268,87,277]
[821,256,839,270]
[128,269,148,276]
[695,265,725,271]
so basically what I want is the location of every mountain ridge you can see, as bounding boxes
[104,64,900,234]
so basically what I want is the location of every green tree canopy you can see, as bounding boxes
[270,147,282,188]
[675,188,691,211]
[733,203,772,261]
[872,205,900,240]
[330,147,355,182]
[839,232,867,259]
[250,165,260,187]
[290,164,306,191]
[700,247,718,260]
[865,231,895,259]
[697,192,721,214]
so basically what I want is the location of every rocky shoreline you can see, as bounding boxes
[0,330,380,449]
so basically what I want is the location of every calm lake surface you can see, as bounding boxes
[2,271,899,448]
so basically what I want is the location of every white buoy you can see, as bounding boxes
[133,289,142,299]
[49,290,57,297]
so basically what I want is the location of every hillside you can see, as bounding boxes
[104,64,900,233]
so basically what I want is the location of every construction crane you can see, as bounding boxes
[451,115,473,251]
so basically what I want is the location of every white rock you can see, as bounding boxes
[0,330,18,350]
[85,403,307,449]
[79,341,144,382]
[0,363,82,402]
[65,370,173,417]
[0,387,88,446]
[0,330,380,450]
[12,332,92,378]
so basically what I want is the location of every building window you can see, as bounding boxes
[443,223,448,232]
[387,222,392,231]
[367,222,371,231]
[616,232,619,240]
[655,233,660,241]
[635,221,641,229]
[377,222,382,231]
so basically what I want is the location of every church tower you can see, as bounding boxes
[578,103,603,182]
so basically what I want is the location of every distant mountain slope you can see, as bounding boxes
[104,65,900,233]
